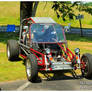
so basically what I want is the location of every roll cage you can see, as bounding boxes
[18,17,78,71]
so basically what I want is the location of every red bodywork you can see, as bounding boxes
[20,42,76,71]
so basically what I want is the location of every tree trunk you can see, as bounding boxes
[20,1,34,21]
[20,1,39,23]
[32,2,39,17]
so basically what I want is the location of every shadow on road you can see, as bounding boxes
[42,71,83,82]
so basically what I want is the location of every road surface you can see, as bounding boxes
[0,75,92,91]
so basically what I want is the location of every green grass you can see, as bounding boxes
[0,33,26,82]
[0,2,20,25]
[0,33,19,44]
[66,33,92,42]
[66,34,92,55]
[0,52,26,82]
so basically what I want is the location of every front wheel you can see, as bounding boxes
[81,53,92,78]
[25,54,38,82]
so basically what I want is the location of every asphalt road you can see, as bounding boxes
[0,75,92,91]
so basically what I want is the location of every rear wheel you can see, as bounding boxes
[25,54,38,82]
[81,53,92,78]
[7,40,19,61]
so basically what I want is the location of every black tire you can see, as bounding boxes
[7,40,19,61]
[25,54,38,82]
[81,53,92,78]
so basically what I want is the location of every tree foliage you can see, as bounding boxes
[52,1,92,21]
[84,2,92,6]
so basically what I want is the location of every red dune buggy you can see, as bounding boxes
[7,17,92,82]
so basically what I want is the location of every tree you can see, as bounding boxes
[20,1,39,21]
[32,2,39,17]
[84,2,92,6]
[51,1,92,37]
[20,1,92,21]
[52,1,92,21]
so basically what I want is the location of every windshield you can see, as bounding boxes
[31,23,65,42]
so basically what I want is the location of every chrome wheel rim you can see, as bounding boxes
[7,46,10,58]
[26,59,31,77]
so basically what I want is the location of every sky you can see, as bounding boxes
[71,0,92,4]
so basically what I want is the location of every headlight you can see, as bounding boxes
[74,48,80,54]
[45,48,50,54]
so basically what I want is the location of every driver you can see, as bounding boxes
[22,26,28,44]
[22,29,26,43]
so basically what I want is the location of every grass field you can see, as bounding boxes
[0,33,92,82]
[0,2,20,25]
[0,33,26,82]
[0,1,92,28]
[66,34,92,54]
[36,2,92,28]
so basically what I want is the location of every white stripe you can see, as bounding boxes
[16,81,30,91]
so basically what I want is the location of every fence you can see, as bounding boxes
[0,25,20,32]
[0,25,92,37]
[66,28,92,37]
